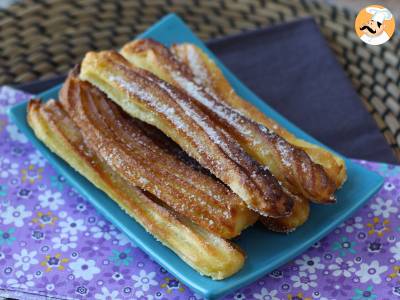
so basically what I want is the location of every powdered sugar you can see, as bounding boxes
[138,177,149,185]
[179,55,300,173]
[301,160,309,174]
[182,46,219,99]
[186,46,211,87]
[276,139,293,168]
[108,75,186,131]
[143,73,232,169]
[171,72,255,138]
[108,73,233,173]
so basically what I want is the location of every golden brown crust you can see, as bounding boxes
[169,43,349,232]
[120,39,337,204]
[79,50,294,218]
[27,98,245,280]
[260,193,310,233]
[171,43,347,189]
[59,73,257,239]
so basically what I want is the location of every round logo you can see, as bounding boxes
[354,5,395,46]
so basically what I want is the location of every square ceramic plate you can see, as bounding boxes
[8,14,383,300]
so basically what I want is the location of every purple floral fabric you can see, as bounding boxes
[0,86,399,300]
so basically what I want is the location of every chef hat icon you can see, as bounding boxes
[366,6,393,24]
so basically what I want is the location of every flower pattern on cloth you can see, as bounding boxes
[0,86,399,300]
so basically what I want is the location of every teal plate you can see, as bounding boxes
[8,14,383,300]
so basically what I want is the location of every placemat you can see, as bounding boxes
[206,17,397,164]
[0,86,399,299]
[13,18,397,165]
[1,0,399,162]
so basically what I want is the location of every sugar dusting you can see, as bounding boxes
[174,70,298,172]
[107,72,238,183]
[81,82,239,228]
[106,65,295,216]
[62,74,251,235]
[171,72,255,137]
[109,75,181,123]
[301,160,310,174]
[183,46,220,99]
[182,52,303,172]
[186,46,211,87]
[141,72,237,170]
[138,177,149,185]
[276,139,292,168]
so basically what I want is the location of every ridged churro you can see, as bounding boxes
[120,40,338,204]
[59,72,257,239]
[79,50,294,218]
[171,43,347,189]
[27,99,245,280]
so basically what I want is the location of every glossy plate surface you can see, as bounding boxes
[8,14,383,300]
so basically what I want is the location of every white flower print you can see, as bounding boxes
[312,295,329,300]
[69,258,100,280]
[295,254,325,273]
[383,182,395,191]
[0,87,18,114]
[38,190,65,210]
[28,150,47,167]
[339,216,363,233]
[290,271,317,291]
[328,257,356,277]
[390,241,400,260]
[135,291,155,299]
[90,220,117,240]
[52,233,78,251]
[115,231,136,247]
[253,288,279,300]
[0,157,18,178]
[13,249,38,271]
[6,124,28,143]
[95,287,121,300]
[112,272,124,282]
[59,216,86,235]
[75,202,87,213]
[7,271,34,289]
[370,197,398,218]
[132,270,158,291]
[355,260,388,284]
[233,292,246,300]
[1,204,32,227]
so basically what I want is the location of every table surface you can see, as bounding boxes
[329,0,400,19]
[2,0,399,17]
